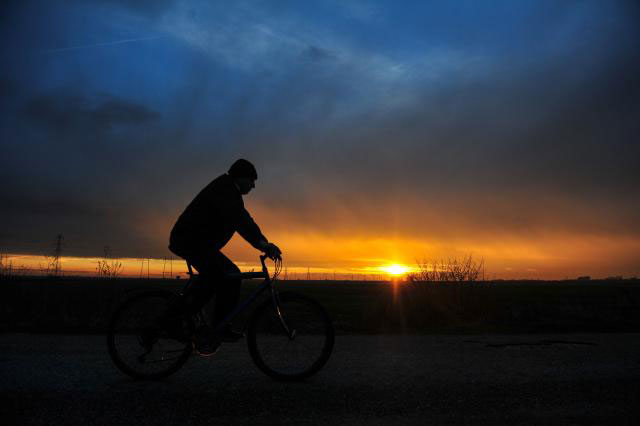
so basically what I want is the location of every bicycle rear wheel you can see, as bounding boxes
[247,292,334,381]
[107,290,193,379]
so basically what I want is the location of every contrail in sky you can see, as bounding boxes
[45,36,161,53]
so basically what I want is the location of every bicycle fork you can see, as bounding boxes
[271,288,296,340]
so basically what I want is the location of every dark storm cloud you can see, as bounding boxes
[1,87,166,256]
[1,0,639,264]
[303,45,334,62]
[7,89,161,193]
[23,92,159,132]
[221,7,640,241]
[0,78,19,98]
[0,193,105,250]
[343,48,640,195]
[232,40,640,193]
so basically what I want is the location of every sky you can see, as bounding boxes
[1,0,639,279]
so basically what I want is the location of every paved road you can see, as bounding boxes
[2,333,639,425]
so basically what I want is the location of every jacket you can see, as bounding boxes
[169,173,266,257]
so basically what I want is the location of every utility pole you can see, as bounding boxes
[51,234,64,277]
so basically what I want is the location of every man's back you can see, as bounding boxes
[169,173,265,257]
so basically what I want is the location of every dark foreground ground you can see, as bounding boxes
[2,278,640,334]
[2,333,639,425]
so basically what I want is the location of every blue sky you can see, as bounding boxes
[1,0,639,277]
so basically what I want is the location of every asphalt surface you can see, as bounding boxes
[2,333,639,425]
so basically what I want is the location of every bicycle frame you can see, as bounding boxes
[182,255,291,337]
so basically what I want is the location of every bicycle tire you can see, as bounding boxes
[247,292,334,381]
[107,289,194,380]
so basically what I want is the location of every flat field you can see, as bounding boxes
[2,277,639,334]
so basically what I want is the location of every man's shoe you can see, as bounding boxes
[193,333,221,357]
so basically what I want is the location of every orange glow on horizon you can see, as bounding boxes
[3,230,640,280]
[122,199,640,280]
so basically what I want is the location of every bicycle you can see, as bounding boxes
[107,255,334,381]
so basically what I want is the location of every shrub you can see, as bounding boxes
[407,254,484,282]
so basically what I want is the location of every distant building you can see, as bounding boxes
[577,276,591,281]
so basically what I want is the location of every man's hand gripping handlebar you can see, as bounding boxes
[260,250,282,281]
[258,240,282,261]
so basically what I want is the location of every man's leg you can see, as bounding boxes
[209,252,242,328]
[183,252,221,317]
[184,251,242,327]
[188,252,242,350]
[156,251,216,337]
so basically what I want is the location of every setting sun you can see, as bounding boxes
[381,264,410,276]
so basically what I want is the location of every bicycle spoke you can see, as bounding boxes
[107,291,193,379]
[248,292,334,381]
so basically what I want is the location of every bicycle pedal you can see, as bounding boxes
[192,338,221,357]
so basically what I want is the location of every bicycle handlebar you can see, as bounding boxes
[187,254,278,280]
[224,254,280,280]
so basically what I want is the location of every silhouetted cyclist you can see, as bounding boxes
[167,159,281,355]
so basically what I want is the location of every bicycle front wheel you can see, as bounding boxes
[107,290,193,380]
[247,292,334,381]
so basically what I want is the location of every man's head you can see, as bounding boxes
[228,159,257,195]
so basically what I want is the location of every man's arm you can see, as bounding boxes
[236,207,282,258]
[236,207,268,250]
